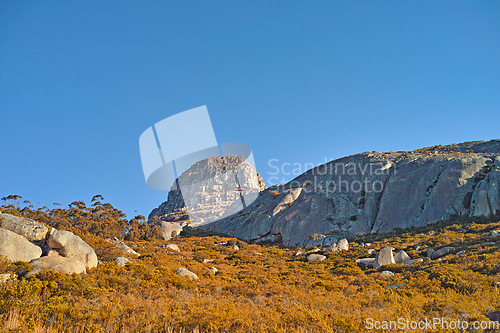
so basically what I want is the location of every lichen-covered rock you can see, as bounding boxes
[0,228,42,262]
[0,212,48,242]
[49,229,98,269]
[27,255,86,277]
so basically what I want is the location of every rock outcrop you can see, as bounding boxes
[27,255,87,277]
[148,156,266,239]
[0,212,48,242]
[194,140,500,247]
[0,228,42,262]
[48,229,98,269]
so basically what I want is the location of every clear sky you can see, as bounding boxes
[1,1,499,218]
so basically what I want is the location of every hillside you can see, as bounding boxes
[1,198,500,332]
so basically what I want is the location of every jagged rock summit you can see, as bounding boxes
[149,155,266,239]
[151,140,500,247]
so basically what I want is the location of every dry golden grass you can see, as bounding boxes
[1,202,499,332]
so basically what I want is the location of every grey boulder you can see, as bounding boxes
[394,250,411,264]
[373,247,395,269]
[431,246,455,260]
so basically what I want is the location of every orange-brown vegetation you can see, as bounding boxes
[0,197,500,332]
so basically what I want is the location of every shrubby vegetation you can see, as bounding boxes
[1,196,500,332]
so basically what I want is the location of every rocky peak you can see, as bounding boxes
[149,155,266,228]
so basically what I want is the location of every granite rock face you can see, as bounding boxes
[198,140,500,247]
[149,140,500,247]
[148,155,266,239]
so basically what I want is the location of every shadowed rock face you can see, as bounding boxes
[149,155,266,229]
[197,140,500,247]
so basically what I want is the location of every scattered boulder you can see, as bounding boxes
[175,267,199,280]
[487,311,500,323]
[0,228,42,262]
[456,250,466,255]
[115,257,130,267]
[0,273,15,283]
[458,312,470,319]
[373,247,395,269]
[307,254,326,263]
[366,249,376,255]
[0,212,48,242]
[337,238,349,251]
[356,258,375,266]
[405,258,424,266]
[209,267,218,274]
[250,250,262,255]
[387,283,405,290]
[294,250,303,256]
[305,248,321,255]
[431,246,455,260]
[325,244,339,253]
[48,229,98,269]
[232,245,240,251]
[203,259,214,264]
[165,244,180,252]
[491,230,500,237]
[27,255,86,277]
[379,270,394,277]
[160,221,183,241]
[394,250,411,264]
[107,239,140,257]
[427,249,435,258]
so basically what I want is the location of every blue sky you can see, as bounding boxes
[1,1,499,218]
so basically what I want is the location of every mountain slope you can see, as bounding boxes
[202,140,500,247]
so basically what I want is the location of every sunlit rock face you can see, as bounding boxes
[199,140,500,248]
[148,155,266,230]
